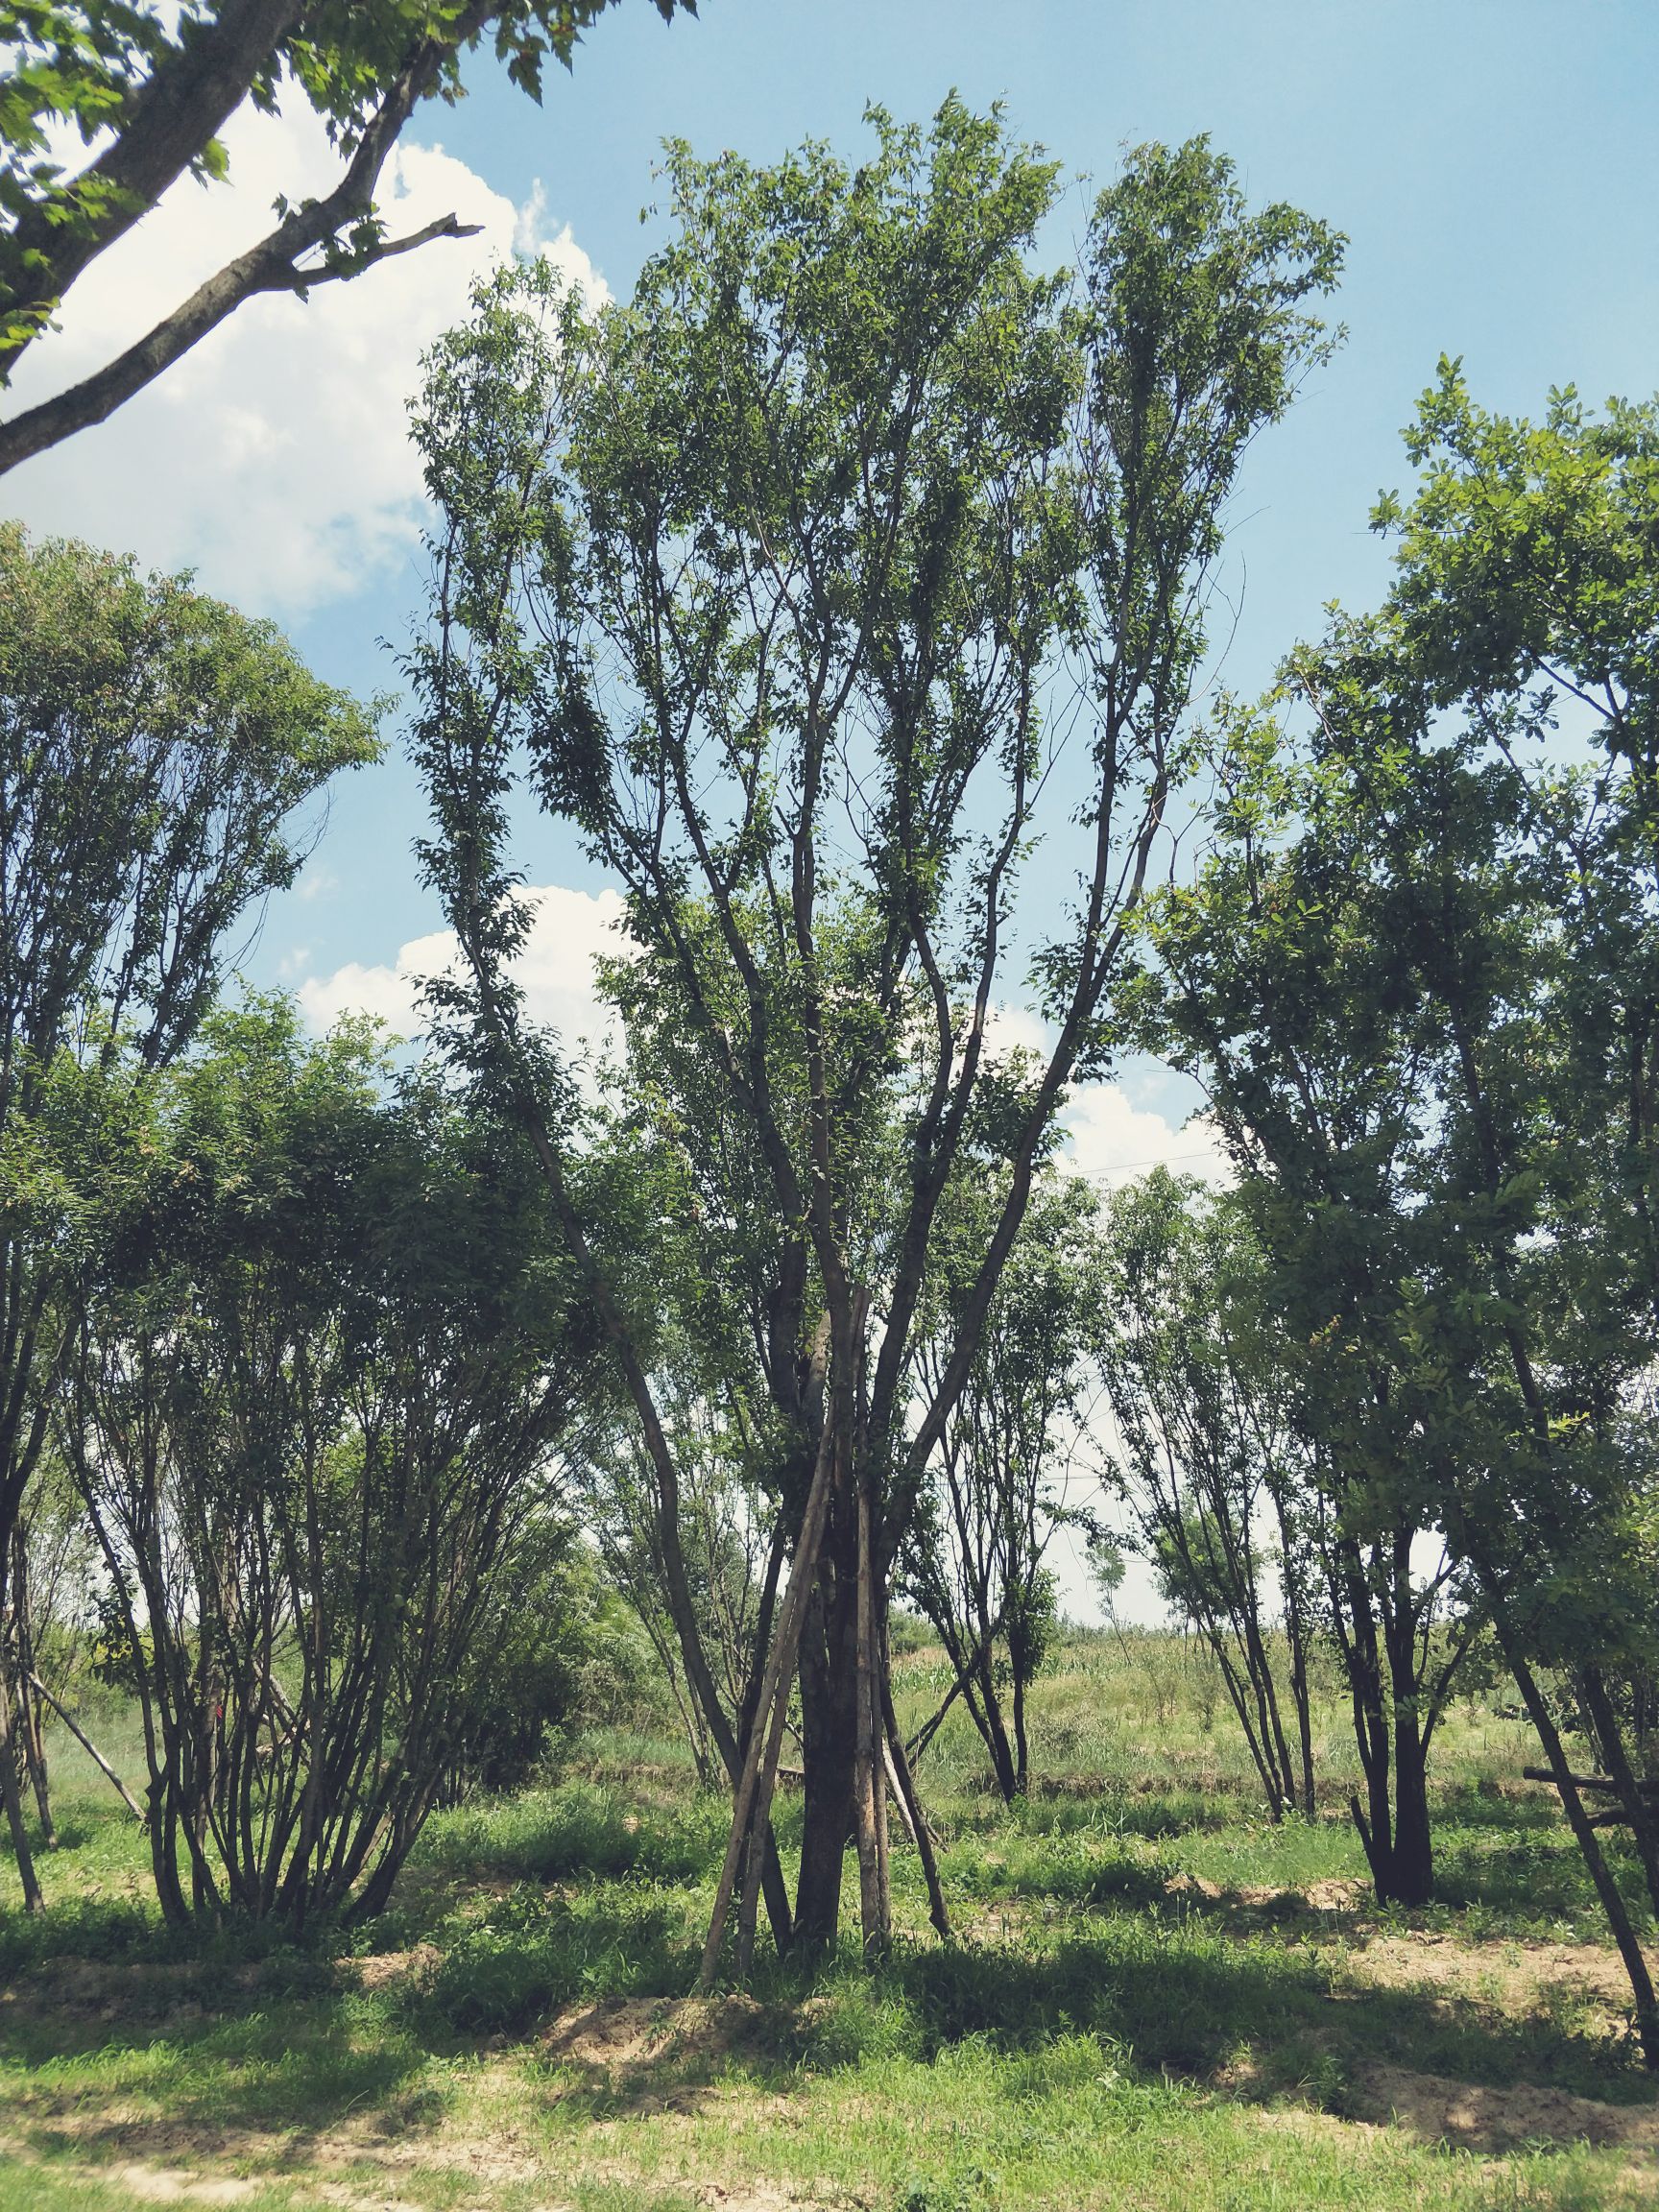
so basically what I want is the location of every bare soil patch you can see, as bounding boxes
[349,1944,441,1993]
[1348,1931,1643,2010]
[56,2156,256,2206]
[1351,2061,1659,2156]
[535,1989,781,2116]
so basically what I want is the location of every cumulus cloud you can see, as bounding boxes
[974,1002,1228,1189]
[1061,1080,1229,1187]
[2,101,600,614]
[298,884,631,1048]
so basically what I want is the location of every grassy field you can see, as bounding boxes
[3,1629,1657,2211]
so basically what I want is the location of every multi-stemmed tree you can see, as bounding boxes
[0,522,375,1907]
[1091,1169,1322,1827]
[409,105,1341,1960]
[62,1001,606,1929]
[1141,367,1659,2056]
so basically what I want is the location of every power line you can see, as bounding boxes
[1070,1146,1223,1182]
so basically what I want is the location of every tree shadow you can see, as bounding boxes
[0,1902,426,2170]
[4,1992,424,2176]
[531,1911,1657,2147]
[5,1874,1655,2174]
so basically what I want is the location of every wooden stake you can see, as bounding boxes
[881,1731,918,1846]
[854,1478,891,1961]
[27,1672,147,1824]
[697,1404,838,1990]
[881,1666,950,1940]
[733,1621,799,1980]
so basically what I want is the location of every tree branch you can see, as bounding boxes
[1,0,312,374]
[0,0,495,478]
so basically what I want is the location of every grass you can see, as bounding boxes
[2,1630,1656,2211]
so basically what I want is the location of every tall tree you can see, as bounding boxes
[1363,369,1659,2053]
[410,106,1341,1960]
[1092,1169,1320,1824]
[904,1166,1098,1803]
[1141,367,1659,2045]
[64,1000,606,1929]
[0,522,376,1906]
[0,0,690,474]
[1139,675,1519,1904]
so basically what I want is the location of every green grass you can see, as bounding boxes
[2,1631,1656,2212]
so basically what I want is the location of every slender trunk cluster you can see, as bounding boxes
[408,121,1340,1970]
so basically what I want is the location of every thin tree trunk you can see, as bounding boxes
[699,1393,841,1987]
[854,1479,891,1962]
[0,1689,42,1911]
[25,1672,146,1823]
[8,1540,56,1846]
[794,1531,860,1951]
[963,1651,1019,1804]
[16,1678,56,1846]
[1288,1622,1317,1818]
[880,1664,950,1939]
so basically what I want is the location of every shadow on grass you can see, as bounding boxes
[5,1781,1655,2178]
[1431,1824,1658,1932]
[5,1885,1654,2173]
[870,1922,1647,2104]
[3,1979,425,2176]
[506,1905,1658,2131]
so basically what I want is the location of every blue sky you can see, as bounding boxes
[9,0,1656,1036]
[258,0,1659,999]
[5,0,1654,1618]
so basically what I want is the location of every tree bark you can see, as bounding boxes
[1382,1707,1433,1907]
[0,0,310,373]
[0,1688,42,1911]
[794,1562,859,1952]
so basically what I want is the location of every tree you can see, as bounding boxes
[409,105,1341,1961]
[1092,1169,1320,1824]
[0,521,376,1908]
[1138,681,1513,1905]
[1139,368,1659,2043]
[0,1444,106,1843]
[1357,368,1659,2053]
[0,0,690,475]
[904,1166,1098,1802]
[62,1000,607,1929]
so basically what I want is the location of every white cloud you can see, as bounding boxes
[973,1002,1229,1189]
[298,884,631,1048]
[1061,1081,1229,1187]
[979,1001,1048,1059]
[2,101,600,615]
